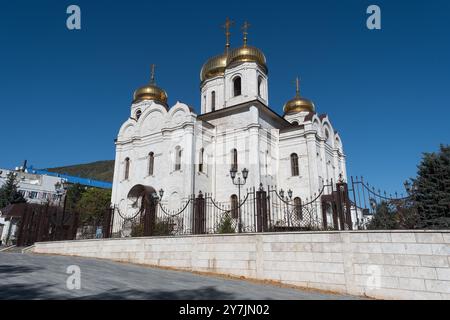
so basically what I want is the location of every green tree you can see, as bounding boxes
[409,144,450,229]
[0,172,26,208]
[217,214,235,234]
[65,183,86,213]
[76,188,111,224]
[366,202,399,230]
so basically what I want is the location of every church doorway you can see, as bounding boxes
[126,184,159,236]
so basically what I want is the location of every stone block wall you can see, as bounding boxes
[33,230,450,299]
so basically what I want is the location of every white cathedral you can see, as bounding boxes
[111,21,347,216]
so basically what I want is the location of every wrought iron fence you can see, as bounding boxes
[349,176,411,229]
[108,180,355,238]
[11,177,411,245]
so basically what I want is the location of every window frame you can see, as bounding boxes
[233,76,242,97]
[290,153,299,177]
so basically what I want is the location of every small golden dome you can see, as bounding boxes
[283,96,315,114]
[283,77,315,114]
[132,64,168,105]
[133,84,168,105]
[200,53,228,82]
[227,45,268,73]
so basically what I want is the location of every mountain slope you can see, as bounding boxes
[46,160,115,182]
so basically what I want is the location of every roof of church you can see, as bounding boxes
[197,99,291,129]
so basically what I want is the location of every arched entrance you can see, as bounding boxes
[126,184,159,236]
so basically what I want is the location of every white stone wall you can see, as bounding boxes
[34,231,450,300]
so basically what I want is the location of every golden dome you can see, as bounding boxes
[133,84,168,105]
[200,53,228,82]
[227,45,268,73]
[283,96,315,114]
[133,64,168,105]
[283,77,315,114]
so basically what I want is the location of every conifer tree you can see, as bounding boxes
[0,172,26,208]
[409,145,450,229]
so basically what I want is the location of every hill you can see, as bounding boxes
[46,160,115,182]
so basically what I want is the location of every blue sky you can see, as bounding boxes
[0,0,449,194]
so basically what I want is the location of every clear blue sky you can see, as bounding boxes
[1,0,449,194]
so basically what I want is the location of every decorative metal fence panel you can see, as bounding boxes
[11,176,411,245]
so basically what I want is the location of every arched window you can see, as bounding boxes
[290,153,299,176]
[148,152,154,176]
[231,148,238,171]
[135,110,142,120]
[175,147,182,171]
[233,77,241,97]
[258,76,263,96]
[294,197,302,220]
[124,157,130,180]
[325,129,331,144]
[199,148,204,173]
[230,194,238,219]
[211,91,216,112]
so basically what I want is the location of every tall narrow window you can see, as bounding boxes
[231,148,238,171]
[294,197,303,220]
[230,194,238,219]
[258,76,262,96]
[290,153,299,176]
[175,147,182,171]
[199,148,204,173]
[148,152,154,176]
[233,77,241,97]
[211,91,216,112]
[124,157,130,180]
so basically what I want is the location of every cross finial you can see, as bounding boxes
[294,76,300,96]
[241,21,251,47]
[150,64,156,84]
[222,17,234,52]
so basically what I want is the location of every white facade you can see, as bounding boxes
[112,50,346,217]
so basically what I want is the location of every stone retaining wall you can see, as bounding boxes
[33,231,450,299]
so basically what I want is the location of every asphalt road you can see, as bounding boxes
[0,253,359,300]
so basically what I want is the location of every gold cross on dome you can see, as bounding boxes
[222,17,234,50]
[241,21,251,46]
[150,64,156,84]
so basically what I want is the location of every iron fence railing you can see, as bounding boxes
[11,177,411,244]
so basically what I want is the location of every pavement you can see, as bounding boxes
[0,252,360,300]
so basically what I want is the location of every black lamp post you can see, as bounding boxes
[279,188,293,226]
[230,167,249,233]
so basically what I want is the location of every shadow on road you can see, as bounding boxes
[0,265,42,276]
[0,284,58,300]
[76,286,236,300]
[0,282,237,300]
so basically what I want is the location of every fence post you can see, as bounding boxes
[256,184,268,232]
[143,198,156,236]
[336,182,353,230]
[102,206,113,238]
[193,191,206,234]
[321,201,328,229]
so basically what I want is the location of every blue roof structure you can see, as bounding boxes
[28,167,112,189]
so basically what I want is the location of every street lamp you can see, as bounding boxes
[230,167,249,233]
[159,188,164,200]
[279,188,294,226]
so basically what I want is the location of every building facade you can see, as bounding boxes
[111,23,347,219]
[0,167,66,245]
